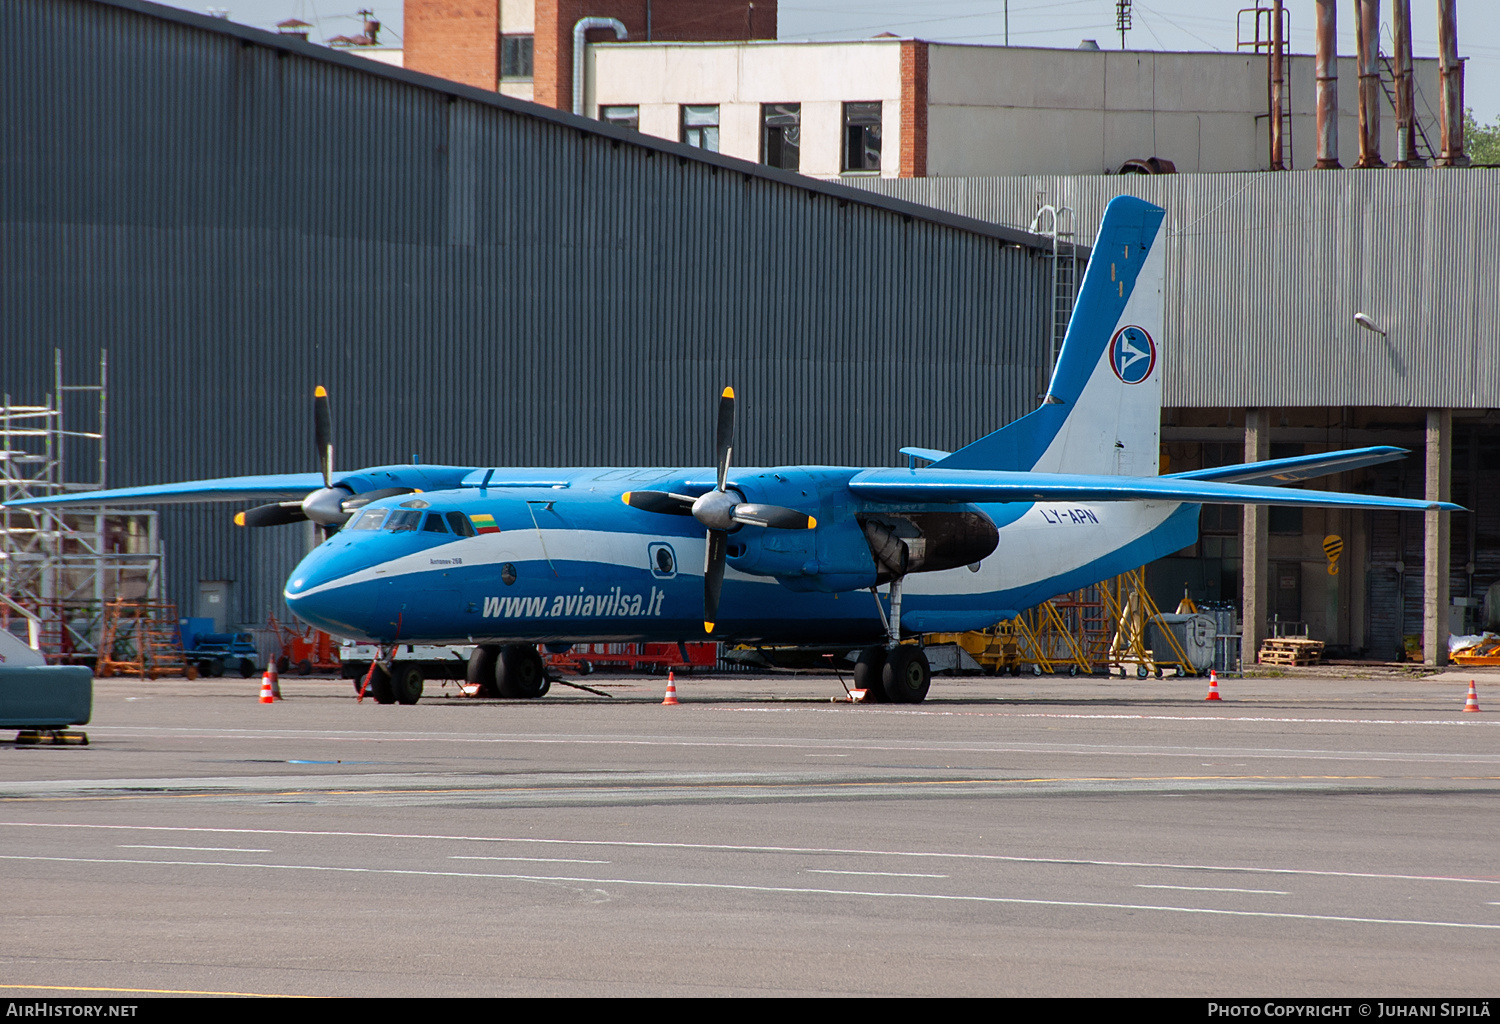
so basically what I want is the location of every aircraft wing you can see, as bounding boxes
[1165,446,1408,486]
[1,473,329,509]
[847,467,1462,512]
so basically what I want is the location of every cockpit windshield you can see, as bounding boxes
[385,510,422,532]
[349,509,387,530]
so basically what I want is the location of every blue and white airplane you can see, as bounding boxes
[9,197,1458,704]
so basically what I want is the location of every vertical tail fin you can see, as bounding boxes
[934,195,1167,476]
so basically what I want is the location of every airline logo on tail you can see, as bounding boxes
[1110,326,1156,385]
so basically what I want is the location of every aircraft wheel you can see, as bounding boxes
[466,644,499,697]
[368,664,396,705]
[853,646,886,702]
[882,646,931,703]
[392,665,423,705]
[496,644,547,699]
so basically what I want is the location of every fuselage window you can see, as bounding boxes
[447,511,477,537]
[386,510,422,532]
[422,513,449,534]
[349,509,387,530]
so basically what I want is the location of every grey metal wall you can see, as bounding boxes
[0,0,1051,626]
[853,170,1500,410]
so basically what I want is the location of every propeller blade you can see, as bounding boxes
[731,504,817,530]
[621,490,697,515]
[715,386,735,493]
[704,528,727,633]
[235,502,308,528]
[340,487,416,512]
[314,385,334,489]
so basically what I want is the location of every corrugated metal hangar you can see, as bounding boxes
[2,0,1494,669]
[0,0,1056,630]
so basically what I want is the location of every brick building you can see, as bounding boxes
[405,0,775,103]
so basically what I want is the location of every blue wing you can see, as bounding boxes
[848,466,1462,512]
[1166,446,1408,486]
[2,465,479,509]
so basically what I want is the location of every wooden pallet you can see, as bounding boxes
[1257,637,1324,667]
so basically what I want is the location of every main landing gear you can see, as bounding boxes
[854,575,932,703]
[466,644,552,700]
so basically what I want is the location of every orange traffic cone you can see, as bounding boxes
[662,670,679,706]
[267,661,282,700]
[1464,680,1481,713]
[1204,669,1222,701]
[259,670,275,704]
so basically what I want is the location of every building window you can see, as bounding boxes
[843,101,882,172]
[761,103,800,171]
[600,105,639,129]
[500,35,533,80]
[681,105,720,153]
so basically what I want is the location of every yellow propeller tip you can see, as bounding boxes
[808,516,817,529]
[621,491,632,504]
[233,512,245,527]
[314,385,327,398]
[722,386,734,399]
[704,622,714,633]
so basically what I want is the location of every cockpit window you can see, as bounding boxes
[422,513,449,534]
[385,510,422,532]
[349,509,386,530]
[447,511,477,537]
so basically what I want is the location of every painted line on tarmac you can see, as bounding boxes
[5,820,1499,887]
[1136,884,1290,895]
[75,723,1500,767]
[449,855,610,864]
[117,844,271,852]
[1,853,1496,933]
[0,983,315,997]
[805,869,948,878]
[720,707,1500,728]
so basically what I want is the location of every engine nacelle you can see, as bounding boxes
[859,511,998,582]
[725,516,880,593]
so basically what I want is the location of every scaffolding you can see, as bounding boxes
[0,350,164,664]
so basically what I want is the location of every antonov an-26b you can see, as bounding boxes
[11,197,1458,704]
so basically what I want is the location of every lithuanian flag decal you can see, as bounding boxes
[470,513,500,534]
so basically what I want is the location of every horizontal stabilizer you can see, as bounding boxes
[1166,446,1407,486]
[848,466,1462,513]
[899,446,951,464]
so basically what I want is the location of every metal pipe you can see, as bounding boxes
[1392,0,1416,165]
[1314,0,1340,168]
[1436,0,1465,166]
[1354,0,1381,167]
[571,16,627,118]
[1269,0,1284,170]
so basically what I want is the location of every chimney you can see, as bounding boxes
[276,18,311,42]
[1354,0,1381,167]
[1392,0,1418,165]
[1314,0,1339,168]
[1437,0,1466,166]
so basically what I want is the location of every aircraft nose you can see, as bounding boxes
[284,548,382,640]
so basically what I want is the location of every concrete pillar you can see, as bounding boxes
[1423,409,1452,666]
[1242,409,1271,665]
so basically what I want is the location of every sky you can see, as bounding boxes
[158,1,1499,121]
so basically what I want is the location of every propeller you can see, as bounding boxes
[621,387,816,633]
[234,386,414,537]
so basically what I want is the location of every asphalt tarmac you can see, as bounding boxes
[2,666,1498,997]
